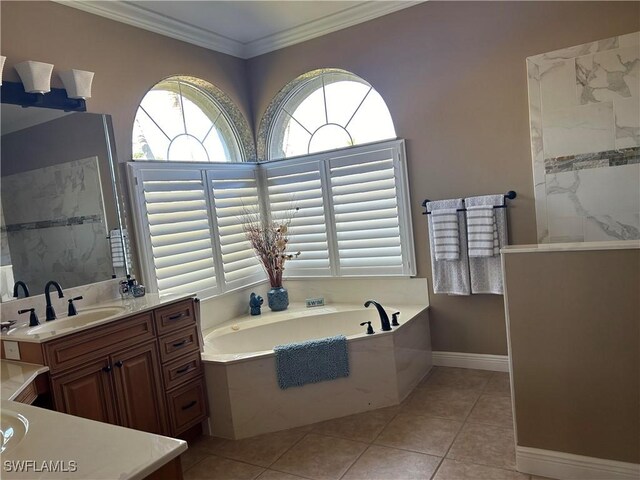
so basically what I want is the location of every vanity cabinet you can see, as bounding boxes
[39,298,206,438]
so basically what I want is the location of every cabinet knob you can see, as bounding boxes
[114,360,124,368]
[102,365,112,373]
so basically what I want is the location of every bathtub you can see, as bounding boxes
[201,303,431,439]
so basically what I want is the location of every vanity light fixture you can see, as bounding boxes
[0,56,6,85]
[14,60,54,94]
[59,69,94,99]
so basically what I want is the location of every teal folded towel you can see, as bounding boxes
[274,335,349,390]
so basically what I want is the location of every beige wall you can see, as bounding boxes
[1,1,638,355]
[503,248,640,463]
[247,1,640,354]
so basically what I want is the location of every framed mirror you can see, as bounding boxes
[0,104,131,301]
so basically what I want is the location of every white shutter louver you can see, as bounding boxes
[265,161,332,277]
[209,167,266,290]
[329,147,406,275]
[140,169,219,297]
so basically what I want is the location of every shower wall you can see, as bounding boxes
[527,32,639,243]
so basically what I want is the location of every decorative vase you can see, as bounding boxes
[267,286,289,311]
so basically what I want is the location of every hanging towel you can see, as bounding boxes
[466,206,499,257]
[427,199,471,295]
[110,228,131,269]
[464,195,508,295]
[430,208,460,261]
[274,335,349,389]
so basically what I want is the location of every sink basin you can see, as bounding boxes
[1,410,28,453]
[26,306,126,335]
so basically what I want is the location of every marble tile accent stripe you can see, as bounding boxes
[544,146,640,173]
[1,214,103,232]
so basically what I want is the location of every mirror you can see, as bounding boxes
[0,104,130,301]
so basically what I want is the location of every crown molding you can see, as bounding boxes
[53,1,424,59]
[53,1,245,58]
[243,1,425,58]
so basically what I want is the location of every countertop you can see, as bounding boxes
[0,360,49,401]
[1,293,195,344]
[501,240,640,254]
[1,399,187,479]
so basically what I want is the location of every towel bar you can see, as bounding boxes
[421,191,516,215]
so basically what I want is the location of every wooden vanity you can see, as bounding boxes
[1,297,208,439]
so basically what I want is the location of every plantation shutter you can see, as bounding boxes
[328,145,412,276]
[137,168,219,298]
[265,160,332,277]
[208,166,266,290]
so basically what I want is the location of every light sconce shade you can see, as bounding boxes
[59,69,95,99]
[15,60,54,94]
[0,56,6,86]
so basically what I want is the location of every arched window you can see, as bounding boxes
[261,69,396,160]
[132,76,254,163]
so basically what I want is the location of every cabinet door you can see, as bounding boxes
[111,341,168,435]
[51,358,118,425]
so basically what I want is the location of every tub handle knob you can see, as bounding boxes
[391,312,400,327]
[360,321,375,335]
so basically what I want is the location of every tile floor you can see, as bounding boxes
[181,367,540,480]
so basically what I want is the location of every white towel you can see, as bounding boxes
[427,199,471,296]
[110,228,132,269]
[430,208,460,261]
[464,195,508,295]
[466,205,499,257]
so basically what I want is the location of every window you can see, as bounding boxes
[132,76,247,163]
[265,70,396,160]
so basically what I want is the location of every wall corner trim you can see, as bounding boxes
[516,446,640,480]
[431,351,509,372]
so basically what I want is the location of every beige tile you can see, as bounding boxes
[374,413,462,456]
[484,372,511,397]
[271,433,367,480]
[433,459,528,480]
[184,455,265,480]
[211,428,307,467]
[420,367,492,391]
[311,406,399,443]
[403,385,480,420]
[257,470,307,480]
[180,447,210,472]
[447,422,516,470]
[467,395,514,428]
[342,445,441,480]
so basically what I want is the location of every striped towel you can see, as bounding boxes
[466,206,499,257]
[430,208,460,261]
[110,228,132,268]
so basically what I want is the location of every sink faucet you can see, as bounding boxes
[364,300,392,332]
[13,281,30,298]
[44,281,64,321]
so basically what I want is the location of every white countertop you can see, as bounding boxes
[1,293,194,344]
[501,240,640,254]
[1,360,49,401]
[1,399,186,479]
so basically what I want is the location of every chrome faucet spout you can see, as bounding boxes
[44,280,64,321]
[364,300,392,332]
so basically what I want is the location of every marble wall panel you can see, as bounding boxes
[528,32,640,242]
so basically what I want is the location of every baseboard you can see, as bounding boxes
[517,446,640,480]
[431,351,509,372]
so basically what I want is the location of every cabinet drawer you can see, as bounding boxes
[158,326,200,363]
[162,351,203,391]
[13,381,37,404]
[167,378,208,435]
[44,313,155,373]
[155,300,195,335]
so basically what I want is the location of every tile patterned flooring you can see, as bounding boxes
[182,367,540,480]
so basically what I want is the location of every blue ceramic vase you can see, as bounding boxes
[267,286,289,311]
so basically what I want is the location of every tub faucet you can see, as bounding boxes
[44,280,64,321]
[13,281,30,298]
[364,300,392,332]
